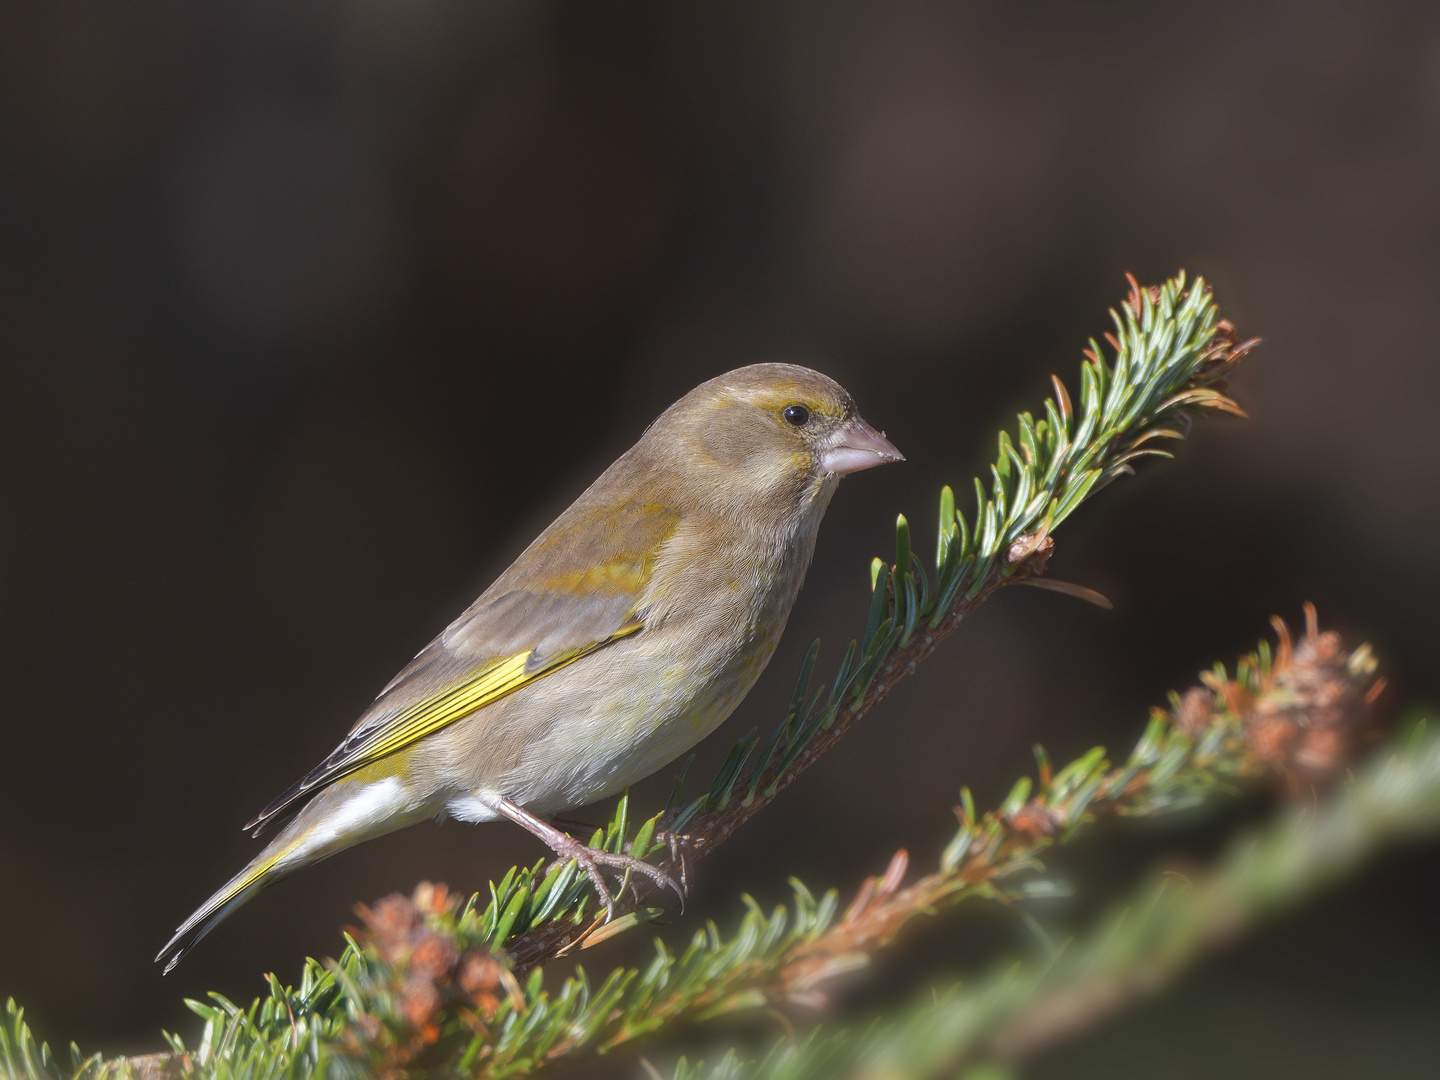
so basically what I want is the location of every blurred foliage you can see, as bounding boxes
[2,619,1424,1079]
[668,717,1440,1080]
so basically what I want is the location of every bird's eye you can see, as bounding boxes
[782,404,811,427]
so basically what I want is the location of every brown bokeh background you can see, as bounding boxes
[2,2,1439,1074]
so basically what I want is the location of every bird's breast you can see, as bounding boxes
[489,512,824,812]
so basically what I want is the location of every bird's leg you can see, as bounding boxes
[491,796,685,918]
[550,813,598,835]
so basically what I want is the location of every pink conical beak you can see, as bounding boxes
[821,416,905,475]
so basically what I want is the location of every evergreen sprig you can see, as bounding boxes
[670,717,1440,1080]
[316,610,1380,1076]
[3,608,1384,1080]
[684,271,1255,814]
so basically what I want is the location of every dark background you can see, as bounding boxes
[3,2,1438,1075]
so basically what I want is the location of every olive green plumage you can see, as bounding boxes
[158,363,902,971]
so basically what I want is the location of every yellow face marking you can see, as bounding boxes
[722,385,843,425]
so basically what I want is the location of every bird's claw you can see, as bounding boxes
[544,836,685,919]
[656,830,695,898]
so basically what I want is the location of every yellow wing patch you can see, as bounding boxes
[354,622,640,765]
[546,557,655,596]
[245,622,642,833]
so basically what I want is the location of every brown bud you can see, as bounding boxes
[1007,800,1062,839]
[1172,688,1215,739]
[412,881,454,917]
[358,894,422,963]
[1006,532,1054,569]
[400,975,441,1030]
[409,931,460,982]
[1295,728,1346,775]
[459,951,505,1018]
[459,951,502,993]
[1246,714,1298,763]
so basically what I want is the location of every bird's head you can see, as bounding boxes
[645,363,903,512]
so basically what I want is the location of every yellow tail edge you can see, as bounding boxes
[155,848,287,974]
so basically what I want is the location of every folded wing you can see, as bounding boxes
[245,499,681,833]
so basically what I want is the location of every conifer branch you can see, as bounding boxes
[670,718,1440,1080]
[305,610,1385,1077]
[5,608,1388,1080]
[506,270,1258,969]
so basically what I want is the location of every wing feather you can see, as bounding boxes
[244,623,640,832]
[244,497,681,834]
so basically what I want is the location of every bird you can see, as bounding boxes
[157,363,902,972]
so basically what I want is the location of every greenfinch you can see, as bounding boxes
[158,364,901,971]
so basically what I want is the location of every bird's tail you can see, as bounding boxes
[156,773,424,972]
